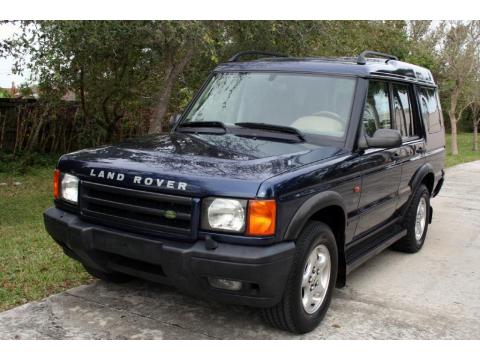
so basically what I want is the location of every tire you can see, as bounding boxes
[262,221,338,334]
[392,184,430,253]
[83,265,132,283]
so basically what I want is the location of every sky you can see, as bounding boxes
[0,22,31,88]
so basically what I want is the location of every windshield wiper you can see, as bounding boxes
[177,121,226,134]
[179,121,226,129]
[234,122,305,142]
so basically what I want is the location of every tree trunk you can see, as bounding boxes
[148,46,195,134]
[148,70,174,134]
[449,89,459,155]
[474,123,479,152]
[0,113,5,150]
[79,67,89,121]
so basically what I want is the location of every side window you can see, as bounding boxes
[419,87,442,133]
[392,83,417,139]
[362,81,391,137]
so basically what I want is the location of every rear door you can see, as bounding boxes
[391,82,426,210]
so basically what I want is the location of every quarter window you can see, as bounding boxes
[419,87,442,133]
[362,81,391,137]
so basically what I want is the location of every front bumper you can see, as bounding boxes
[44,207,295,307]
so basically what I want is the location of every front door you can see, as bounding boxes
[354,80,402,238]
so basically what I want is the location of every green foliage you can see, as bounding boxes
[0,151,59,175]
[0,166,91,311]
[445,133,480,167]
[3,20,479,155]
[18,82,33,97]
[0,89,11,98]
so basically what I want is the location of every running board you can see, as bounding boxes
[346,228,407,274]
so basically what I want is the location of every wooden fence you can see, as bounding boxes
[0,98,150,154]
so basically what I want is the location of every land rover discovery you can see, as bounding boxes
[44,50,445,334]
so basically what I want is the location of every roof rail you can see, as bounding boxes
[228,50,288,62]
[357,50,398,65]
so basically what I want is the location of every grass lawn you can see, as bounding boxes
[445,132,480,168]
[0,164,91,312]
[0,133,479,312]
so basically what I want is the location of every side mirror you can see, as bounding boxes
[169,113,182,128]
[358,128,402,149]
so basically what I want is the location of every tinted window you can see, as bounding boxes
[419,87,442,133]
[362,81,391,137]
[392,83,416,138]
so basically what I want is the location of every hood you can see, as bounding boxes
[58,132,345,198]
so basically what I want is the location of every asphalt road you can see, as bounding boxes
[1,161,479,339]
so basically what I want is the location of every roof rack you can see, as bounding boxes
[228,50,288,62]
[357,50,398,65]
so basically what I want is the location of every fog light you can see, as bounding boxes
[208,277,242,291]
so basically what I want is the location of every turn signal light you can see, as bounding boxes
[247,200,276,236]
[53,169,61,199]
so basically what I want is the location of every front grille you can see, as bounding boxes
[80,181,195,238]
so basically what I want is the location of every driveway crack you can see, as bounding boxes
[64,292,221,339]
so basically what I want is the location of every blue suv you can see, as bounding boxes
[44,50,445,333]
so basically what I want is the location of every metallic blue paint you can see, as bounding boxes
[58,132,344,200]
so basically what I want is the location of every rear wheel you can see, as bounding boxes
[262,221,338,334]
[83,265,132,283]
[393,184,430,253]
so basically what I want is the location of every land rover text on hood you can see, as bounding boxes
[44,50,445,334]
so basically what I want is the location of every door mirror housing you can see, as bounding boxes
[358,128,402,149]
[169,113,182,128]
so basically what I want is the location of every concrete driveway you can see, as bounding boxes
[1,161,479,339]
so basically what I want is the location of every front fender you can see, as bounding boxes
[283,191,347,241]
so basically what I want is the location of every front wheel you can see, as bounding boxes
[262,221,338,334]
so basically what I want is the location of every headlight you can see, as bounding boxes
[60,173,79,204]
[201,198,247,232]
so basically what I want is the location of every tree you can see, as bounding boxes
[437,21,480,155]
[146,21,222,134]
[464,72,480,151]
[405,21,442,74]
[0,20,435,153]
[5,21,163,142]
[4,21,228,137]
[472,102,480,151]
[221,21,411,60]
[18,82,34,97]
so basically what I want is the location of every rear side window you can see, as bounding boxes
[419,87,442,133]
[392,83,417,139]
[362,81,391,137]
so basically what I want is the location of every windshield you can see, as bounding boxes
[182,72,356,139]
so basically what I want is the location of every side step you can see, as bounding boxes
[346,227,407,274]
